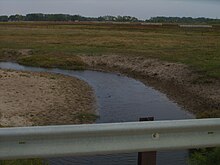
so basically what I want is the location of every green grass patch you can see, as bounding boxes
[74,112,99,124]
[17,54,87,70]
[189,148,220,165]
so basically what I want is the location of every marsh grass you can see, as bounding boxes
[0,22,219,78]
[17,54,86,70]
[0,159,47,165]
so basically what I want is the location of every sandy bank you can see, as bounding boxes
[81,55,220,117]
[0,69,96,127]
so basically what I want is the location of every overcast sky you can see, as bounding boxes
[0,0,220,19]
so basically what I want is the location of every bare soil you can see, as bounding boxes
[81,55,220,117]
[0,69,96,127]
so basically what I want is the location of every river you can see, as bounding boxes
[0,62,194,165]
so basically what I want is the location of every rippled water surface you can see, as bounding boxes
[0,62,194,165]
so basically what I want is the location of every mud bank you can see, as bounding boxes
[81,55,220,117]
[0,69,96,127]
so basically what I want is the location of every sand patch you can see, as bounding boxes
[0,69,96,127]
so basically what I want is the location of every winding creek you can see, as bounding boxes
[0,62,194,165]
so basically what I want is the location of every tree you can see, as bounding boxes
[26,13,45,21]
[0,16,8,22]
[8,14,25,21]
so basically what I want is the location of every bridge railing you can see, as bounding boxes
[0,118,220,160]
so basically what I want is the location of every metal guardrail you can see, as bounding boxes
[0,118,220,160]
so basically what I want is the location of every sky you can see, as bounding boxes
[0,0,220,20]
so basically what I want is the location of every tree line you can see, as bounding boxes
[147,16,220,24]
[0,14,139,22]
[0,14,220,24]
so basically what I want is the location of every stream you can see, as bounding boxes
[0,62,194,165]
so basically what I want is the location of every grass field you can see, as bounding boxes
[0,22,220,79]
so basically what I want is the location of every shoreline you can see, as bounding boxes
[81,55,220,118]
[1,53,219,123]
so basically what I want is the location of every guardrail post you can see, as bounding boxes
[138,117,156,165]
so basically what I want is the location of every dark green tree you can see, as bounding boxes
[0,15,8,22]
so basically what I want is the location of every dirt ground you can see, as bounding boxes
[0,69,96,127]
[81,55,220,117]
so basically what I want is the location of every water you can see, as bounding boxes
[0,62,194,165]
